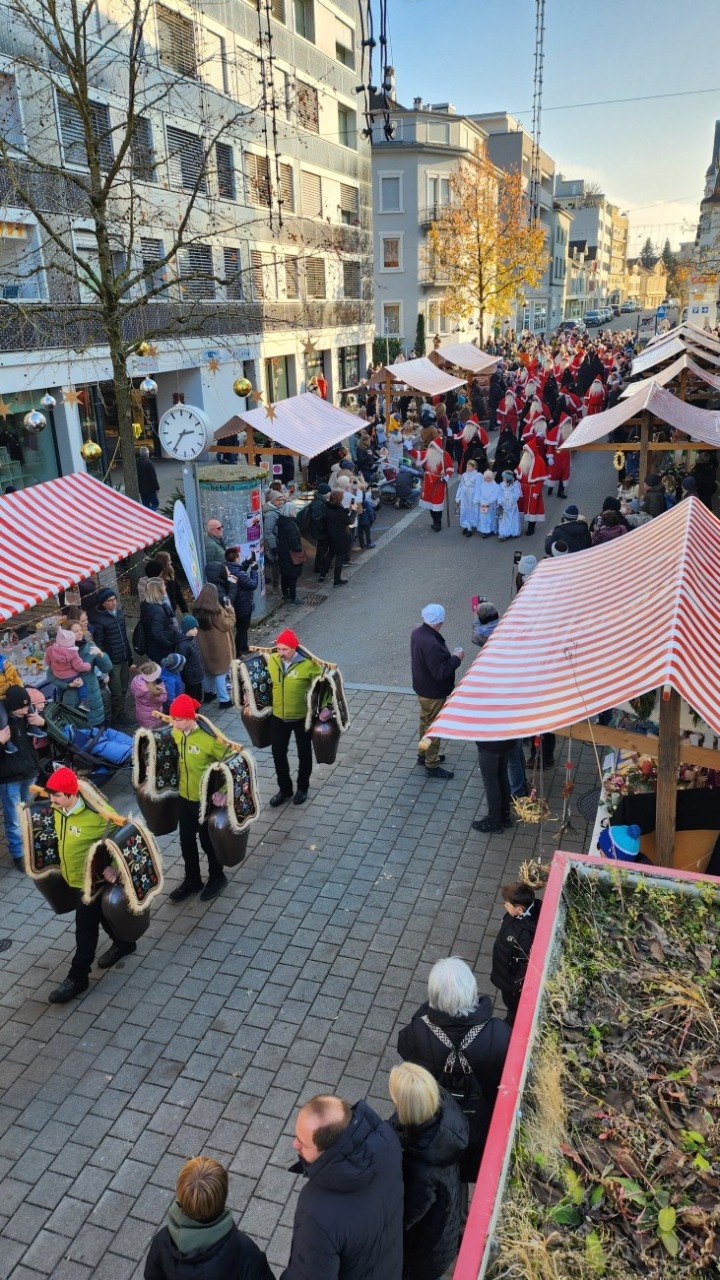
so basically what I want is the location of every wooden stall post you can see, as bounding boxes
[655,688,681,867]
[639,410,651,483]
[385,369,393,425]
[679,367,688,402]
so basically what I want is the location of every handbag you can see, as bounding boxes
[289,547,306,566]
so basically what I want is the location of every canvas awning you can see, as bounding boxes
[213,393,364,458]
[631,336,688,377]
[429,497,720,741]
[0,472,173,622]
[377,356,467,396]
[430,342,499,375]
[647,323,720,354]
[561,380,720,450]
[620,353,720,399]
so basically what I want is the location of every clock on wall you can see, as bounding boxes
[158,404,212,461]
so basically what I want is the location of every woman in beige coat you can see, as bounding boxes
[193,583,235,706]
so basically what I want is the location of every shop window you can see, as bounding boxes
[245,151,270,207]
[166,125,206,192]
[156,5,197,77]
[339,344,360,387]
[265,354,290,401]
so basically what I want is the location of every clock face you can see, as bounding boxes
[158,405,211,461]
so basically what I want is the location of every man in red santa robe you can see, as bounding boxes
[411,437,454,531]
[496,390,518,435]
[518,438,549,534]
[584,376,606,416]
[544,411,573,498]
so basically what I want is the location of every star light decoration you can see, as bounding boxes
[145,343,159,358]
[207,357,221,374]
[251,389,264,404]
[0,397,11,421]
[303,337,317,358]
[265,403,277,423]
[61,386,83,408]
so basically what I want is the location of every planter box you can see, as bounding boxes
[455,851,720,1280]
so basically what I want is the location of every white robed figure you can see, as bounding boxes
[475,470,501,537]
[497,470,523,539]
[456,459,480,535]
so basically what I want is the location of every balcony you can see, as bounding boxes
[418,203,452,229]
[417,265,450,287]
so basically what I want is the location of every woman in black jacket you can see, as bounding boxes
[275,502,303,604]
[324,491,352,587]
[388,1064,468,1280]
[140,579,179,663]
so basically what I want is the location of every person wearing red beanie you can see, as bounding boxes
[168,699,232,902]
[262,633,324,807]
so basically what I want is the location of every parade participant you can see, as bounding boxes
[476,469,500,538]
[265,630,325,808]
[517,440,549,535]
[412,438,454,532]
[41,767,136,1002]
[411,605,462,780]
[584,375,606,416]
[497,471,523,540]
[493,427,522,482]
[456,459,479,536]
[495,390,518,435]
[168,694,232,902]
[544,410,573,499]
[0,686,43,868]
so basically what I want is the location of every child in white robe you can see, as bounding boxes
[497,470,523,539]
[456,459,480,535]
[476,469,500,537]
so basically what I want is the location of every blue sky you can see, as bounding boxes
[386,0,720,252]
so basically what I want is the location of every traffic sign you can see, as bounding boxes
[656,305,666,319]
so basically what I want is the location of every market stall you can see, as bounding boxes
[620,351,720,399]
[428,498,720,869]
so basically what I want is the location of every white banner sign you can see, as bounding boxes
[173,499,204,598]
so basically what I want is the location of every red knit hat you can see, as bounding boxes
[275,629,299,648]
[46,766,79,795]
[169,694,201,719]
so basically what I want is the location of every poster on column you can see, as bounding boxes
[173,500,204,598]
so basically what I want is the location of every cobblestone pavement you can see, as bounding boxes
[0,686,597,1279]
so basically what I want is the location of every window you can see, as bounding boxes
[57,94,113,169]
[427,120,449,145]
[140,237,167,296]
[335,17,354,67]
[250,250,279,300]
[339,183,359,225]
[131,117,156,183]
[270,0,285,20]
[342,260,361,298]
[178,243,215,299]
[427,300,450,333]
[427,175,450,216]
[215,142,236,199]
[156,5,196,77]
[250,249,265,300]
[306,257,326,299]
[379,174,401,212]
[296,81,319,133]
[166,125,206,192]
[381,235,401,270]
[245,151,270,206]
[204,30,229,93]
[278,162,294,213]
[301,169,322,219]
[339,344,360,388]
[382,302,400,335]
[223,247,243,300]
[0,75,23,151]
[294,0,314,41]
[532,301,548,331]
[338,105,356,149]
[75,233,123,302]
[285,256,299,299]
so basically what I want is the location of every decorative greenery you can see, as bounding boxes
[415,312,426,358]
[372,336,404,365]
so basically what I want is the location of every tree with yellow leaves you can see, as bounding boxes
[426,150,548,338]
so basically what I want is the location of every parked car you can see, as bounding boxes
[620,300,636,313]
[584,310,602,326]
[610,304,621,317]
[558,319,587,336]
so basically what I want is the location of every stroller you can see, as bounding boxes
[42,697,134,783]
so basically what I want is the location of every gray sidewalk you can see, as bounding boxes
[0,688,596,1279]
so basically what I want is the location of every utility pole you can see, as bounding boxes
[529,0,546,227]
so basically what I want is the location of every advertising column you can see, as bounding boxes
[197,463,269,619]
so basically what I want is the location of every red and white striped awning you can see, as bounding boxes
[620,353,720,398]
[215,393,364,458]
[431,342,499,375]
[0,472,173,621]
[562,381,720,449]
[429,498,720,741]
[378,356,467,395]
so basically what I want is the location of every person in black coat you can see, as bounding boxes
[144,1155,274,1280]
[90,587,133,724]
[176,616,204,704]
[488,369,506,431]
[140,579,180,664]
[276,502,304,605]
[137,447,160,510]
[692,450,718,509]
[224,549,258,657]
[0,685,43,869]
[493,427,522,481]
[490,883,542,1025]
[543,504,592,556]
[309,484,330,577]
[324,491,352,587]
[388,1065,468,1280]
[410,604,463,780]
[281,1096,403,1280]
[397,957,511,1181]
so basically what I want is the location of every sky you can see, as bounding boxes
[385,0,720,253]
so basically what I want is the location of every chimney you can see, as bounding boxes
[384,65,396,99]
[413,97,423,111]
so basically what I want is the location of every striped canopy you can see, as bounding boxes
[632,337,688,376]
[0,472,172,621]
[561,381,720,449]
[431,342,499,375]
[646,323,720,353]
[620,353,720,398]
[218,393,365,458]
[378,356,467,395]
[429,498,720,741]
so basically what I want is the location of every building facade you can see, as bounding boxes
[0,0,373,489]
[554,176,628,312]
[690,119,720,327]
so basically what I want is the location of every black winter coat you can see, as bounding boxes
[281,1100,403,1280]
[140,599,179,663]
[410,623,461,699]
[397,996,511,1180]
[0,713,39,782]
[137,455,159,498]
[490,899,542,1001]
[390,1093,468,1280]
[325,503,352,554]
[176,634,204,686]
[544,518,592,556]
[90,606,132,665]
[494,429,522,480]
[227,564,258,618]
[642,489,666,519]
[144,1222,275,1280]
[276,515,304,579]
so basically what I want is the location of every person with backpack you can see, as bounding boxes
[397,956,511,1181]
[490,882,542,1025]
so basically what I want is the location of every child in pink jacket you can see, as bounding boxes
[130,661,167,729]
[45,626,91,707]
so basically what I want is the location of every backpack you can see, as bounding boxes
[132,619,147,655]
[422,1016,487,1138]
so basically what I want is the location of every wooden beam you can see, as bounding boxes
[656,690,682,867]
[556,719,720,770]
[573,441,718,452]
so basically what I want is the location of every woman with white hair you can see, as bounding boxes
[388,1063,468,1280]
[397,956,510,1181]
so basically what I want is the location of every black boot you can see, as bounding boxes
[97,942,137,970]
[526,522,536,536]
[48,974,89,1004]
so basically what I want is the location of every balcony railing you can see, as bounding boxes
[417,266,450,287]
[418,203,452,229]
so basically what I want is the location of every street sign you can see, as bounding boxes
[656,306,666,319]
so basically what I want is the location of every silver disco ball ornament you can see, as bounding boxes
[140,377,158,397]
[41,393,57,409]
[24,410,46,433]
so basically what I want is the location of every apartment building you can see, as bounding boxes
[0,0,372,488]
[554,176,628,311]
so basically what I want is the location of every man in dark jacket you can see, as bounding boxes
[144,1155,274,1280]
[543,504,592,557]
[410,604,463,780]
[90,588,133,724]
[137,446,160,510]
[641,474,666,519]
[490,882,542,1025]
[309,483,330,577]
[281,1095,403,1280]
[324,491,352,587]
[0,685,43,869]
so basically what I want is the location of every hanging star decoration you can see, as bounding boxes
[265,402,277,423]
[303,337,317,358]
[0,397,11,421]
[207,357,221,374]
[61,387,83,408]
[145,343,159,358]
[251,389,264,404]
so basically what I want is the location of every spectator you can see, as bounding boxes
[410,604,463,780]
[139,552,188,615]
[472,600,499,648]
[472,737,516,834]
[356,433,376,484]
[692,450,718,509]
[0,686,44,869]
[641,474,666,519]
[140,579,179,665]
[130,661,167,729]
[136,446,160,510]
[193,584,235,708]
[591,509,627,545]
[281,1094,403,1280]
[144,1155,275,1280]
[203,519,227,585]
[263,491,284,594]
[356,486,377,550]
[63,613,112,727]
[224,549,258,657]
[90,587,133,725]
[309,483,330,579]
[490,882,542,1025]
[177,616,204,704]
[388,1063,468,1280]
[276,501,305,605]
[324,491,352,587]
[45,626,91,709]
[543,504,592,556]
[160,654,186,705]
[397,957,511,1181]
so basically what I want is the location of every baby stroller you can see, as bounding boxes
[43,697,134,783]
